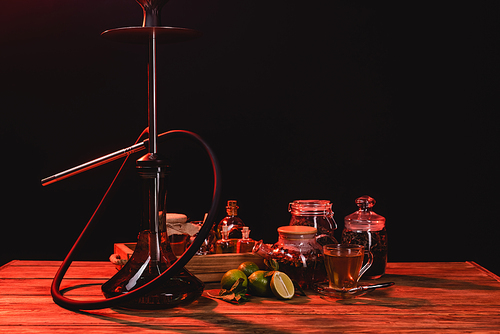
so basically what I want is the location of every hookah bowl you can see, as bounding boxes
[137,0,168,27]
[101,0,201,44]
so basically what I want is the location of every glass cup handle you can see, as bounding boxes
[357,250,373,281]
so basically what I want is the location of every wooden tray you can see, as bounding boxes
[113,243,266,283]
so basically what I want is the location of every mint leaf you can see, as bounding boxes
[264,270,275,278]
[228,277,247,295]
[292,279,306,296]
[207,278,249,304]
[264,258,279,271]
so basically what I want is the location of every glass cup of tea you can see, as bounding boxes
[323,244,373,291]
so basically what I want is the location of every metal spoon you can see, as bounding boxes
[338,282,395,294]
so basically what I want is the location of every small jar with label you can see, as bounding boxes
[341,195,387,279]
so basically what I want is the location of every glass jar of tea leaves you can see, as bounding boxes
[341,196,387,279]
[288,199,337,245]
[253,226,327,289]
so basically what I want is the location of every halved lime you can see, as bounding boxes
[270,271,295,299]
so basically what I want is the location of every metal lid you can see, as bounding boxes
[288,200,333,216]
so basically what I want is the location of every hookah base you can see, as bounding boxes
[102,270,204,310]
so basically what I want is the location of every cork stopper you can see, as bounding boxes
[242,226,250,239]
[221,225,229,239]
[226,200,239,215]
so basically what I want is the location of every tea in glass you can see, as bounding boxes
[323,244,372,291]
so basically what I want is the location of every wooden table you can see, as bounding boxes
[1,261,500,333]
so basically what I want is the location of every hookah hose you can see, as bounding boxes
[50,130,221,310]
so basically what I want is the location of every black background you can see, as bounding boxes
[1,1,499,275]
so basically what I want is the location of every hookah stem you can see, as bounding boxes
[148,28,157,154]
[148,29,161,266]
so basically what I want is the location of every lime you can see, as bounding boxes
[237,261,260,277]
[270,271,295,299]
[248,270,273,297]
[220,269,248,291]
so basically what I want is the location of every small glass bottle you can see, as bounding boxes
[236,226,255,253]
[216,200,245,239]
[215,225,237,253]
[342,195,388,279]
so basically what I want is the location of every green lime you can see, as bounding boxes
[220,269,248,291]
[237,261,260,277]
[248,270,273,297]
[270,271,295,299]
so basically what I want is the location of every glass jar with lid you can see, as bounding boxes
[253,226,327,289]
[288,200,337,245]
[341,195,387,279]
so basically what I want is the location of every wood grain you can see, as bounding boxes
[1,261,499,333]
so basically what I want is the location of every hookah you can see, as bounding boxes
[42,0,221,310]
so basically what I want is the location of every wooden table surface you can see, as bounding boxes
[1,260,500,333]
